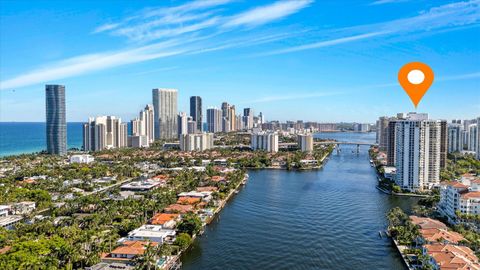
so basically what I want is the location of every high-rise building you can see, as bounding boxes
[467,124,478,152]
[190,96,202,132]
[179,133,214,152]
[131,104,154,146]
[251,132,279,153]
[220,102,237,132]
[45,85,67,155]
[439,120,447,169]
[387,120,397,166]
[259,112,264,124]
[243,108,254,130]
[83,116,127,151]
[187,117,197,134]
[377,116,391,152]
[298,134,314,152]
[141,104,155,144]
[152,88,178,140]
[476,117,480,160]
[448,123,463,153]
[207,108,222,133]
[177,112,188,137]
[394,118,442,191]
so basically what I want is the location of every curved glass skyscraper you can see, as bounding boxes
[46,84,66,155]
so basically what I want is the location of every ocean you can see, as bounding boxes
[0,122,84,157]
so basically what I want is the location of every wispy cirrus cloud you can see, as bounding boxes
[1,1,314,90]
[261,0,480,55]
[222,0,313,28]
[370,0,409,5]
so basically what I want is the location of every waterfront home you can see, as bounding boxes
[418,228,465,245]
[299,159,318,166]
[410,216,448,230]
[178,191,213,202]
[164,204,195,214]
[196,186,218,192]
[177,197,202,205]
[122,225,176,244]
[86,262,134,270]
[210,175,227,184]
[423,244,480,270]
[101,241,158,264]
[150,213,179,229]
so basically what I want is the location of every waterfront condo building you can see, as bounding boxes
[376,116,391,152]
[83,116,128,151]
[190,96,202,132]
[152,88,178,140]
[394,116,443,191]
[207,108,222,133]
[298,134,314,152]
[251,132,279,153]
[45,84,67,155]
[179,133,214,152]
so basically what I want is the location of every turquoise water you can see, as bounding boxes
[0,122,84,157]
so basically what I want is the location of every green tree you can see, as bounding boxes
[174,233,192,250]
[177,214,202,236]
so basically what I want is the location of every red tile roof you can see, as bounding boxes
[410,216,448,230]
[150,213,179,225]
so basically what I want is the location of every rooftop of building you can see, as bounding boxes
[410,216,448,230]
[150,213,179,225]
[110,241,157,256]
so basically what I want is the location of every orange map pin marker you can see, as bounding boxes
[398,62,434,107]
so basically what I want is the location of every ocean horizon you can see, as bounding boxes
[0,122,84,157]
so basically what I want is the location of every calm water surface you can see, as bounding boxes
[0,122,83,157]
[181,132,417,270]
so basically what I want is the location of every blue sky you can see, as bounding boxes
[0,0,479,123]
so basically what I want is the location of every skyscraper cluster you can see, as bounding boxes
[83,116,128,151]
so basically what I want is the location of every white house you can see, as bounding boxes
[70,154,95,164]
[123,225,176,244]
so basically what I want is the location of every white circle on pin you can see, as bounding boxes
[407,69,425,85]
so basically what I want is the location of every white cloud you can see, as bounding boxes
[223,0,313,28]
[260,31,389,56]
[92,23,121,34]
[370,0,409,5]
[261,0,480,55]
[0,41,186,90]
